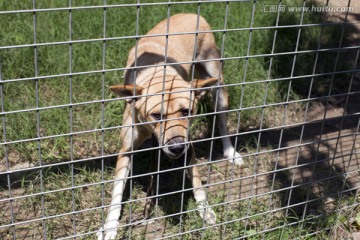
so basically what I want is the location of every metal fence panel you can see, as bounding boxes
[0,0,359,239]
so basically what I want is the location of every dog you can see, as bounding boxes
[97,13,243,240]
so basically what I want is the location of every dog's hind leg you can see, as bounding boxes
[98,105,150,240]
[196,46,244,166]
[187,145,216,224]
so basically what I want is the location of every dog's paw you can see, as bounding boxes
[197,202,217,225]
[224,149,244,166]
[203,207,217,225]
[97,222,119,240]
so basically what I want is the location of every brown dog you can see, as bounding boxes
[98,13,243,240]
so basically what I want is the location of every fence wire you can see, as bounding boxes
[0,0,359,239]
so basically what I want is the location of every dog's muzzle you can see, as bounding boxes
[163,137,187,159]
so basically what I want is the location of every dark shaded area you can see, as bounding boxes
[120,138,194,224]
[262,113,358,201]
[272,4,359,99]
[256,1,360,234]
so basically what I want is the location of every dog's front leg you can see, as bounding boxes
[198,48,243,166]
[212,84,244,166]
[187,146,216,225]
[98,104,150,240]
[97,153,131,240]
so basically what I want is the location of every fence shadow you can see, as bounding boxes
[260,112,359,215]
[255,5,360,234]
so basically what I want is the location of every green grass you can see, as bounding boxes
[0,0,357,239]
[0,0,332,163]
[1,0,353,163]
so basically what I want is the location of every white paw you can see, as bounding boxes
[197,202,217,225]
[97,221,119,240]
[224,149,244,166]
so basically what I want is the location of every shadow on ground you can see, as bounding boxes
[239,4,360,235]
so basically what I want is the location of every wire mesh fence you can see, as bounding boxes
[0,0,359,239]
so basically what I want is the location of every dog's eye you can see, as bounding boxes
[151,113,162,120]
[181,109,190,117]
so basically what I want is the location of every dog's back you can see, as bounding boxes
[124,13,218,84]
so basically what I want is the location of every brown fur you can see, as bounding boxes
[98,13,243,240]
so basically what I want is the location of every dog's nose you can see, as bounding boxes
[168,143,185,156]
[166,137,186,157]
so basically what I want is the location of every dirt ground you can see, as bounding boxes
[197,0,360,238]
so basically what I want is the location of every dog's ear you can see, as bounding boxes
[192,77,219,99]
[110,84,143,103]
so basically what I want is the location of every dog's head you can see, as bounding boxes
[110,76,218,159]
